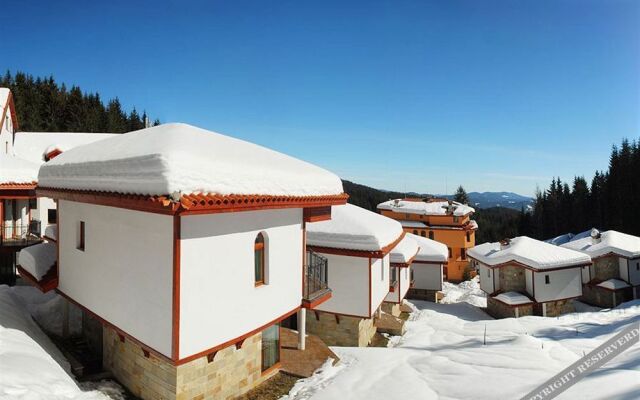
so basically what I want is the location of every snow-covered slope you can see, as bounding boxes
[284,282,640,400]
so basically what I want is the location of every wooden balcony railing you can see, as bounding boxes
[1,221,42,246]
[303,250,330,304]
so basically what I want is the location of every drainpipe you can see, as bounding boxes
[297,308,306,351]
[377,306,382,319]
[542,303,547,317]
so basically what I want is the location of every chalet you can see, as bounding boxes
[305,203,404,347]
[383,234,419,316]
[468,237,591,318]
[378,198,477,282]
[561,229,640,307]
[404,233,448,302]
[21,122,347,400]
[0,88,115,285]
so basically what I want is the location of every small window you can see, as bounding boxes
[4,142,7,154]
[636,262,639,271]
[77,221,85,251]
[413,230,418,235]
[545,275,550,284]
[453,216,459,223]
[448,247,452,258]
[48,209,57,224]
[254,233,265,285]
[461,248,467,260]
[261,323,280,372]
[391,266,397,283]
[466,231,471,242]
[420,231,426,237]
[429,231,434,240]
[28,198,37,210]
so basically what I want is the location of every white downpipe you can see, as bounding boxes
[297,308,306,351]
[542,303,547,317]
[515,307,519,318]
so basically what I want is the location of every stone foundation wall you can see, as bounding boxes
[381,302,401,317]
[103,326,177,400]
[103,326,275,400]
[306,311,376,347]
[486,296,533,319]
[407,288,439,302]
[593,256,619,281]
[581,285,632,308]
[499,265,526,293]
[542,299,574,317]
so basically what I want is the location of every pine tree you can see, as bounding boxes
[453,185,469,204]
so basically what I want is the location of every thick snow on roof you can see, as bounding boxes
[389,235,419,264]
[307,204,403,252]
[14,131,119,164]
[597,278,631,291]
[0,88,9,111]
[406,233,449,263]
[0,154,39,184]
[18,242,56,280]
[468,236,591,270]
[0,286,107,399]
[561,230,640,259]
[493,291,533,305]
[378,199,475,216]
[44,224,57,241]
[546,233,575,246]
[400,220,428,229]
[38,123,344,197]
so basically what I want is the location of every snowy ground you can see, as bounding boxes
[0,285,124,400]
[284,280,640,400]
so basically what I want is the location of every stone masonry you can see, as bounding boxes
[381,302,401,317]
[487,296,533,319]
[593,256,620,282]
[306,311,376,347]
[103,326,275,400]
[581,284,632,308]
[542,299,574,317]
[407,288,440,302]
[498,264,527,293]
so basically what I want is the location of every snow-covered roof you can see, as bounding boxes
[18,242,57,281]
[493,291,533,305]
[44,224,57,241]
[38,123,344,197]
[390,235,419,264]
[400,220,428,229]
[307,204,404,252]
[0,154,39,185]
[468,236,591,270]
[561,230,640,259]
[545,233,574,246]
[0,88,9,111]
[14,131,119,164]
[597,278,631,291]
[378,199,475,217]
[406,233,449,263]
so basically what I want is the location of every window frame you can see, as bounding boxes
[545,274,550,284]
[261,323,281,373]
[254,233,266,286]
[48,208,58,224]
[77,221,85,251]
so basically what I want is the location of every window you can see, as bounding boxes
[48,209,57,224]
[261,323,280,372]
[77,221,85,251]
[448,247,452,258]
[413,230,418,235]
[636,262,639,271]
[28,198,37,210]
[466,231,471,242]
[545,275,550,284]
[254,233,265,286]
[429,231,434,240]
[461,248,467,260]
[391,266,397,283]
[453,216,459,223]
[4,142,7,154]
[420,231,426,237]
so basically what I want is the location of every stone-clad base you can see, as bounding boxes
[381,302,401,317]
[542,299,574,317]
[486,296,533,319]
[407,288,439,302]
[103,326,276,400]
[306,311,376,347]
[581,284,633,309]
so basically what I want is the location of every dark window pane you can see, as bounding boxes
[261,324,280,371]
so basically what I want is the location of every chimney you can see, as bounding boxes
[393,199,400,207]
[499,238,511,250]
[590,228,601,245]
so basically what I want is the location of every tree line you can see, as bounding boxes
[520,137,640,239]
[1,71,159,133]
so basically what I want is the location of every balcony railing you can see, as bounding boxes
[303,250,330,303]
[1,221,42,246]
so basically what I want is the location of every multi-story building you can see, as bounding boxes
[20,122,347,400]
[468,236,591,318]
[378,198,477,282]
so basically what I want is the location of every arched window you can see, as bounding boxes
[429,231,434,240]
[420,230,426,237]
[413,230,418,235]
[254,233,265,286]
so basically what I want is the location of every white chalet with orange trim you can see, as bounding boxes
[305,203,404,347]
[24,123,347,400]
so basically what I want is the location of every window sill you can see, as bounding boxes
[255,281,265,288]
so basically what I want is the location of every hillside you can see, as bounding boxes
[441,192,533,210]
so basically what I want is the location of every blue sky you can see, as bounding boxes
[2,0,638,196]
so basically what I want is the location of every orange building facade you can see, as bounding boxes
[378,198,478,282]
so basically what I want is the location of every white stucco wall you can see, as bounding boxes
[33,197,57,231]
[0,111,13,154]
[179,208,303,359]
[479,263,495,294]
[384,265,400,303]
[619,257,629,282]
[412,262,442,291]
[525,269,533,296]
[581,266,591,284]
[399,265,411,301]
[58,200,174,356]
[315,253,369,317]
[533,268,582,303]
[370,256,390,313]
[628,258,640,286]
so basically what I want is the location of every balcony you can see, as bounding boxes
[302,250,331,308]
[1,221,43,247]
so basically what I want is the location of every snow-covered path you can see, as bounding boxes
[284,282,640,400]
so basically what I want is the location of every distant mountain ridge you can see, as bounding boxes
[342,180,533,211]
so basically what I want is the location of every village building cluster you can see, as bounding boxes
[2,87,639,400]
